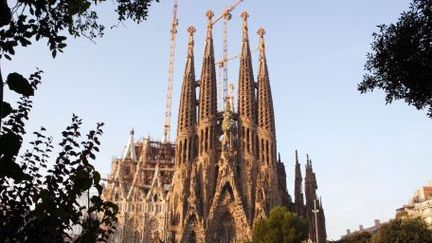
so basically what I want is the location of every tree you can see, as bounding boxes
[0,73,118,241]
[371,217,432,243]
[0,0,158,241]
[0,0,158,185]
[358,0,432,118]
[252,206,308,243]
[337,231,372,243]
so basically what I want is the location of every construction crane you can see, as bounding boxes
[212,0,243,110]
[162,0,179,144]
[215,47,258,109]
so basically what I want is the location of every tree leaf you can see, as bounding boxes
[6,72,34,96]
[1,101,13,118]
[0,132,22,156]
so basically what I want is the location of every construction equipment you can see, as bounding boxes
[162,0,179,144]
[215,47,258,110]
[212,0,243,110]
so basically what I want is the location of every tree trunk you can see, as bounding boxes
[0,63,3,132]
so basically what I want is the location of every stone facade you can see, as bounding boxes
[396,183,432,227]
[102,132,175,243]
[103,10,327,243]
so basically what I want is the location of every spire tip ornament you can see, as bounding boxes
[241,11,249,40]
[187,25,196,47]
[187,25,196,35]
[257,28,266,38]
[206,10,214,21]
[240,11,249,21]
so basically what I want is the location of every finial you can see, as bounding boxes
[295,150,299,162]
[241,11,249,21]
[130,128,135,136]
[241,11,249,40]
[257,27,266,38]
[187,25,196,35]
[187,25,196,47]
[206,10,214,38]
[206,10,214,26]
[258,27,266,54]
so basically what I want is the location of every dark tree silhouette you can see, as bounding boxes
[252,206,308,243]
[358,0,432,117]
[0,73,118,241]
[0,0,158,241]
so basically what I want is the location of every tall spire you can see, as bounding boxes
[238,11,256,121]
[177,26,197,135]
[294,150,304,216]
[237,11,258,222]
[305,156,320,242]
[197,10,218,217]
[122,129,137,161]
[198,10,218,121]
[257,28,275,135]
[176,26,198,165]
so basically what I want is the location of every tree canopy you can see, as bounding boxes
[333,231,372,243]
[0,0,158,241]
[252,206,308,243]
[358,0,432,118]
[370,217,432,243]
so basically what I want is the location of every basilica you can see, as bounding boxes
[102,10,327,243]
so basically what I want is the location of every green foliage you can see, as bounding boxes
[339,231,372,243]
[0,84,118,241]
[252,206,308,243]
[370,217,432,243]
[358,0,432,118]
[0,0,158,241]
[0,0,158,60]
[6,72,34,96]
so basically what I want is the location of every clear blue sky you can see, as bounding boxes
[3,0,431,240]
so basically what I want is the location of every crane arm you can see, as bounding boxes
[211,0,243,25]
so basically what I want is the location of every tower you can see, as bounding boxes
[196,11,218,218]
[237,11,258,221]
[304,156,327,243]
[103,8,328,243]
[254,27,282,220]
[294,150,305,217]
[170,25,200,239]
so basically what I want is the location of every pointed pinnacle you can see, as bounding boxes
[206,10,214,25]
[241,11,249,21]
[257,27,266,37]
[206,10,214,38]
[187,25,196,47]
[130,128,135,136]
[241,11,249,40]
[187,25,196,35]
